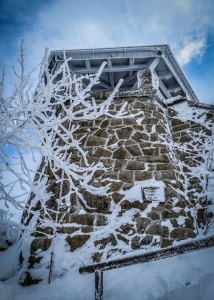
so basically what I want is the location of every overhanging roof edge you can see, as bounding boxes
[163,46,200,103]
[47,45,200,103]
[48,45,169,60]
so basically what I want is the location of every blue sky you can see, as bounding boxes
[0,0,214,221]
[0,0,214,103]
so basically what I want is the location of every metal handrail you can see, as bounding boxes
[79,236,214,300]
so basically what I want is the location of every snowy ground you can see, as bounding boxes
[1,244,214,300]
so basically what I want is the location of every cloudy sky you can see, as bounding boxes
[0,0,214,104]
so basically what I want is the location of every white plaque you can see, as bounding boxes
[141,187,161,202]
[122,180,165,203]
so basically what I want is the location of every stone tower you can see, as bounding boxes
[20,45,214,285]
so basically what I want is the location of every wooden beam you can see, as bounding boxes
[69,63,148,74]
[129,57,134,76]
[98,79,112,90]
[107,59,115,88]
[130,81,138,91]
[147,57,161,71]
[168,86,182,93]
[85,59,91,69]
[82,80,88,89]
[122,72,137,86]
[159,72,173,80]
[154,70,172,98]
[159,81,172,98]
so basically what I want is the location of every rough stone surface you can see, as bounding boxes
[31,238,52,254]
[111,192,124,203]
[117,127,133,139]
[28,255,42,269]
[136,217,151,233]
[23,94,214,283]
[126,145,142,156]
[56,227,79,234]
[126,160,145,170]
[94,234,117,250]
[135,171,152,181]
[119,170,133,183]
[161,239,173,248]
[71,214,94,226]
[94,214,107,226]
[131,235,153,249]
[147,211,161,220]
[92,252,103,263]
[20,272,42,287]
[34,227,54,237]
[146,223,169,238]
[132,132,149,142]
[81,190,111,213]
[66,235,90,251]
[113,147,131,159]
[94,147,112,157]
[118,223,136,235]
[86,136,106,146]
[170,228,196,240]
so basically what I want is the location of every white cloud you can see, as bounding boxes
[174,0,193,12]
[188,69,214,105]
[1,0,214,104]
[20,0,212,65]
[177,38,206,66]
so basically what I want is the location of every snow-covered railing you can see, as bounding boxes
[79,236,214,300]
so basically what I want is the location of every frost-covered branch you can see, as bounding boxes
[0,41,126,229]
[162,105,214,235]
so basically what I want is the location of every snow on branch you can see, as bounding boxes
[0,41,127,227]
[158,102,214,235]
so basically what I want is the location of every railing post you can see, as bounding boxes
[95,270,103,300]
[80,237,214,300]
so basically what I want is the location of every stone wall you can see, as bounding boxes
[19,67,214,285]
[168,105,214,232]
[20,94,210,285]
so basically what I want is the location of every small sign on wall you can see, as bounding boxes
[122,179,165,203]
[141,186,161,202]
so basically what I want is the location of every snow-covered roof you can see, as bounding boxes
[48,45,199,103]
